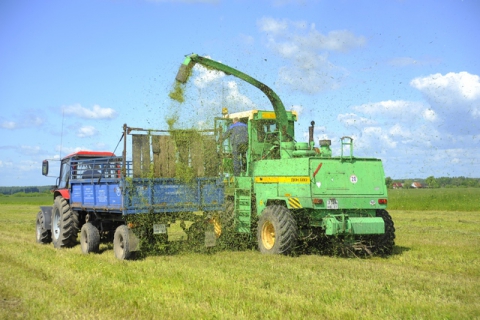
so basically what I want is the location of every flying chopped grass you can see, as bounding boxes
[168,81,185,103]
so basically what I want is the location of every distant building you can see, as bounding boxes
[392,182,403,189]
[411,182,423,188]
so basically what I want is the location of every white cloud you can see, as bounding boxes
[258,17,365,53]
[63,104,117,119]
[410,71,480,134]
[257,17,365,94]
[388,124,411,138]
[0,111,45,130]
[20,145,41,155]
[77,126,98,138]
[352,100,424,117]
[1,121,16,129]
[411,72,480,102]
[362,126,397,148]
[18,160,38,172]
[290,104,303,116]
[257,17,289,35]
[224,81,256,111]
[422,108,437,122]
[337,113,376,127]
[192,63,226,89]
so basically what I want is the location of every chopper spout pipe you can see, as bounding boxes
[175,56,194,83]
[175,53,290,140]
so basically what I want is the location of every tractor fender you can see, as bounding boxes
[39,206,53,230]
[54,189,70,200]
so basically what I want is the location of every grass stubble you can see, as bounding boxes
[0,189,479,319]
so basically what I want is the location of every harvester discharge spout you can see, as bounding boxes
[174,53,290,141]
[175,56,194,83]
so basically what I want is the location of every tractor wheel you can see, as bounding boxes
[114,225,133,260]
[36,210,51,244]
[51,196,79,249]
[80,222,100,254]
[372,209,395,256]
[257,205,297,255]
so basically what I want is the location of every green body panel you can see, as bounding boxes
[322,216,385,235]
[252,157,387,213]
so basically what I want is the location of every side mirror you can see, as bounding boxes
[42,160,49,176]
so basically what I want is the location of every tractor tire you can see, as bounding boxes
[257,205,297,255]
[51,196,79,249]
[372,209,395,256]
[114,225,133,260]
[80,222,100,254]
[36,210,51,244]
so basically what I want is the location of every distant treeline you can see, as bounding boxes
[0,186,53,195]
[386,176,480,188]
[1,176,479,195]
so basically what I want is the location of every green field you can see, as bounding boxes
[1,189,479,319]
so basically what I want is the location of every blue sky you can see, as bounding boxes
[1,0,479,186]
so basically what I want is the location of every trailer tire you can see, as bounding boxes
[257,205,297,255]
[114,225,132,260]
[372,209,395,256]
[80,222,100,254]
[36,210,51,244]
[51,196,79,249]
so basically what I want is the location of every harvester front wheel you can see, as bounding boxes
[114,225,133,260]
[372,209,395,256]
[257,205,297,255]
[51,196,79,249]
[80,222,100,254]
[36,210,51,244]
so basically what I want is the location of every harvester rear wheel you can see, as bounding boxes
[36,210,51,244]
[372,209,395,256]
[257,205,297,255]
[114,225,133,260]
[80,222,100,254]
[51,196,79,249]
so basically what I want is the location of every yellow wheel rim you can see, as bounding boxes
[261,221,275,250]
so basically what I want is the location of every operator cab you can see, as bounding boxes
[42,151,116,190]
[215,109,298,176]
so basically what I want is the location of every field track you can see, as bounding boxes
[0,194,479,319]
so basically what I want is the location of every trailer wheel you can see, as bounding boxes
[80,223,100,254]
[36,210,51,244]
[257,205,297,255]
[51,196,79,249]
[114,225,132,260]
[372,209,395,256]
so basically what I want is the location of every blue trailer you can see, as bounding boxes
[36,125,226,259]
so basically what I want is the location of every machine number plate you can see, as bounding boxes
[153,224,167,234]
[327,199,338,209]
